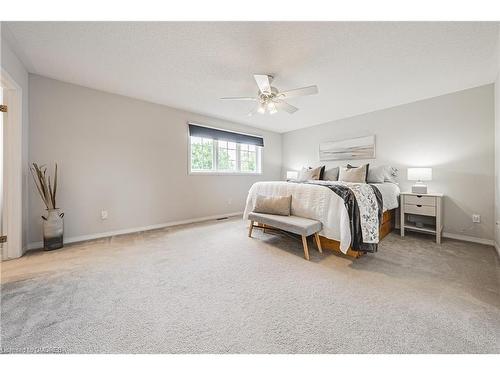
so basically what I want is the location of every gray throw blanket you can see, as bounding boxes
[302,181,383,252]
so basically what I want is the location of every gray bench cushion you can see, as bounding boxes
[248,212,322,236]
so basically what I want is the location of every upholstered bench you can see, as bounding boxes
[247,212,323,260]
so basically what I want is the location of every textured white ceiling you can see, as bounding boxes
[4,22,499,133]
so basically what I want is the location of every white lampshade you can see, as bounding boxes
[286,170,298,180]
[407,167,432,182]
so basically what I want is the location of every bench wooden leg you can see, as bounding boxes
[314,233,323,253]
[248,221,254,237]
[301,235,310,260]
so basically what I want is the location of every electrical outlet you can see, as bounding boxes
[472,214,480,223]
[101,210,108,220]
[227,198,232,205]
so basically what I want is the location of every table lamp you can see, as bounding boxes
[407,167,432,194]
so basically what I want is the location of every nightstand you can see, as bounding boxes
[400,192,443,244]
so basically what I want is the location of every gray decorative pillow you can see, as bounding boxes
[322,167,339,181]
[362,165,399,183]
[367,165,386,183]
[253,195,292,216]
[297,166,322,181]
[339,164,368,183]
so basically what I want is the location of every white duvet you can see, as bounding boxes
[243,181,400,253]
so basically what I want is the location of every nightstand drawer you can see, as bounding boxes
[404,195,436,206]
[404,204,436,216]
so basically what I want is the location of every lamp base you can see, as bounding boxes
[411,184,428,194]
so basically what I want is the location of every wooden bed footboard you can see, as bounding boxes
[319,209,395,259]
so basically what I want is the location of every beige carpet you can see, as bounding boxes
[1,217,499,353]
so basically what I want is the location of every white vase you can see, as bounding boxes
[42,209,64,250]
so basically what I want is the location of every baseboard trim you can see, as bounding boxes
[26,216,495,251]
[442,232,494,246]
[27,211,244,251]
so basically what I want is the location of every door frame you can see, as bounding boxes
[1,67,23,260]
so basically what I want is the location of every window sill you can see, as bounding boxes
[189,171,263,176]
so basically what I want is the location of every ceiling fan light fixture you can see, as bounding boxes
[222,74,318,116]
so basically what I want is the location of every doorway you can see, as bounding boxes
[1,86,5,259]
[1,68,23,260]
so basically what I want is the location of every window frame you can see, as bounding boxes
[187,127,263,176]
[216,140,238,173]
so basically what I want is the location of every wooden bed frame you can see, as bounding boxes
[318,209,395,258]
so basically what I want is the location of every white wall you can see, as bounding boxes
[1,24,30,252]
[28,75,282,245]
[283,85,495,242]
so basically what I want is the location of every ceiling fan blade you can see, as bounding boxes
[274,100,299,114]
[254,74,272,94]
[280,85,318,99]
[220,97,257,101]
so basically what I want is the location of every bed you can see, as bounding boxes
[243,180,400,258]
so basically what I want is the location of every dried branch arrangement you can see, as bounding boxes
[30,163,58,210]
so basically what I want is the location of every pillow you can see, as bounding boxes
[346,164,370,182]
[350,165,399,183]
[322,167,339,181]
[339,164,368,183]
[319,165,326,180]
[386,167,399,183]
[253,195,291,216]
[366,165,387,183]
[297,166,323,181]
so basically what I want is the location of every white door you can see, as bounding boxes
[1,86,7,260]
[1,69,23,260]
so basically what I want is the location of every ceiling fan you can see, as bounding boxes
[220,74,319,116]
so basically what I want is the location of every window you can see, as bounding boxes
[190,137,214,171]
[217,140,237,171]
[239,144,257,173]
[188,124,263,174]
